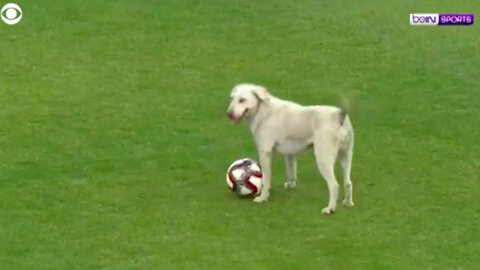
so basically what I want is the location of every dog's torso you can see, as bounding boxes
[247,97,351,155]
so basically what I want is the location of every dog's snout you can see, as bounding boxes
[226,111,235,120]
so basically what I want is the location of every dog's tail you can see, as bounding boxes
[337,95,351,125]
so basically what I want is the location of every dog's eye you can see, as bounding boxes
[239,98,246,103]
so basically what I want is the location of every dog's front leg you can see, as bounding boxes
[253,151,272,203]
[284,155,297,189]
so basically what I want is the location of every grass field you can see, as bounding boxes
[1,0,480,269]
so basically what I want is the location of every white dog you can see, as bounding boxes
[226,83,354,214]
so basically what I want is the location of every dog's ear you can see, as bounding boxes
[230,87,238,98]
[251,85,270,101]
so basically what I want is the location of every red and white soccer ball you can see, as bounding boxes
[226,158,263,197]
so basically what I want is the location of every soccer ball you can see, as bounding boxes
[226,158,263,197]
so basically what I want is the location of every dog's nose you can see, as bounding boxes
[226,111,235,120]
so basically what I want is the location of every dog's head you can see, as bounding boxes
[226,83,270,123]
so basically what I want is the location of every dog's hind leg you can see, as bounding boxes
[339,137,354,207]
[284,155,297,189]
[314,131,340,214]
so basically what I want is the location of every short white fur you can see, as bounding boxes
[226,83,355,214]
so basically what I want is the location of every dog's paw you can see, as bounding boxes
[283,181,296,189]
[253,196,268,203]
[342,199,355,207]
[321,207,335,215]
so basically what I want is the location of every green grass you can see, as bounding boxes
[1,0,479,269]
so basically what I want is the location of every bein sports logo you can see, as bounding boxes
[410,13,473,26]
